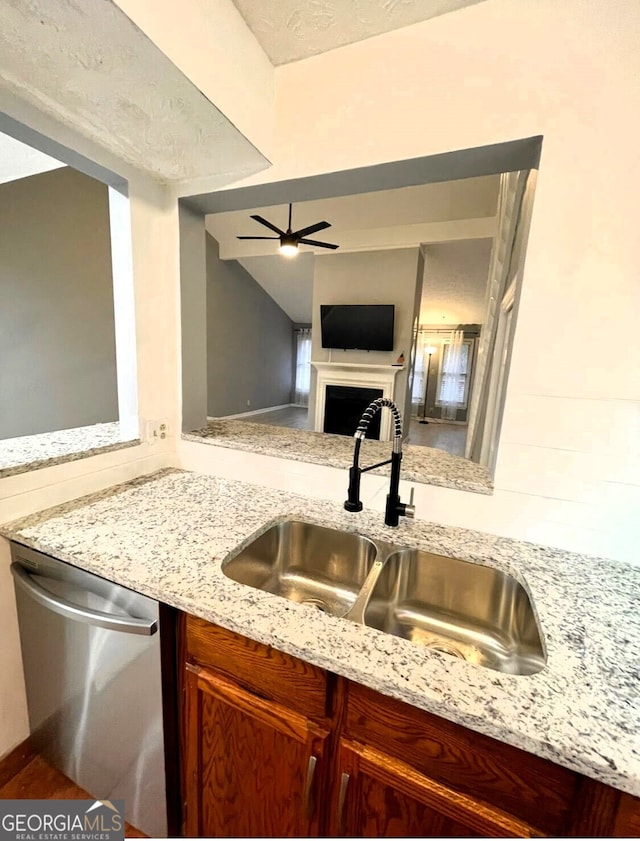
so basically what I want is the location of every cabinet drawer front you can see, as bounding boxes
[185,615,329,720]
[345,682,578,835]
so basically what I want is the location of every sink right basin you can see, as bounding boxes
[363,549,545,675]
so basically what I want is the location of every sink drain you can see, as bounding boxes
[428,641,466,660]
[410,629,470,661]
[300,597,332,614]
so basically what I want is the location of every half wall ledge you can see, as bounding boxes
[182,419,493,495]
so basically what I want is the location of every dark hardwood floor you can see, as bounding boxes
[0,741,147,838]
[238,405,310,430]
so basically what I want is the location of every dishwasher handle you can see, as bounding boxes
[11,563,158,636]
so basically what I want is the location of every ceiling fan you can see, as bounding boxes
[237,203,339,256]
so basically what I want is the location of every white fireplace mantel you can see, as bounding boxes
[311,361,405,441]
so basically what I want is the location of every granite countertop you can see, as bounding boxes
[2,469,639,796]
[184,419,493,495]
[0,422,140,479]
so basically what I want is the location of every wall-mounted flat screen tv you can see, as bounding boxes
[320,304,395,351]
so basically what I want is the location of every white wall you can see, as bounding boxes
[312,249,419,364]
[0,538,28,753]
[227,0,640,566]
[310,248,420,424]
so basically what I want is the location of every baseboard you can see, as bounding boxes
[209,403,295,421]
[0,735,36,788]
[414,416,468,426]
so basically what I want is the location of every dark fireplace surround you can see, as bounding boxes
[323,385,383,440]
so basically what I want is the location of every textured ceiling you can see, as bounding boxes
[230,0,487,65]
[421,238,493,324]
[0,132,65,185]
[0,0,269,183]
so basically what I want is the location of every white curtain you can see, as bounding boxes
[293,329,312,406]
[438,330,466,420]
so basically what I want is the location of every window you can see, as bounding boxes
[436,339,473,411]
[293,328,312,406]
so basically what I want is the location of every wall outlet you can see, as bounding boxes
[146,418,169,444]
[247,399,251,407]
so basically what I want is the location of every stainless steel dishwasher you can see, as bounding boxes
[10,542,179,838]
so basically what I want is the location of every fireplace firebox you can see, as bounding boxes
[323,385,383,439]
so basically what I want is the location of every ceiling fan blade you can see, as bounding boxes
[298,238,339,250]
[292,221,331,238]
[250,214,285,235]
[236,235,280,240]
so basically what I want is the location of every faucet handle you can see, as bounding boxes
[402,486,416,520]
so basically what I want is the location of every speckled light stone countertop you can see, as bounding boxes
[2,469,639,796]
[184,419,493,494]
[0,422,140,478]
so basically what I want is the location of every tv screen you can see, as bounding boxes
[320,304,395,351]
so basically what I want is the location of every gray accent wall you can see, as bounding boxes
[0,167,118,440]
[206,235,294,417]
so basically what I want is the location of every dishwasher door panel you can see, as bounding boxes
[11,545,168,838]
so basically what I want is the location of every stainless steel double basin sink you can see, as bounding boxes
[221,520,545,676]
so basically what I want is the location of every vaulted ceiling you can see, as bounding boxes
[206,175,499,260]
[206,174,499,323]
[0,133,65,185]
[231,0,487,65]
[0,0,268,183]
[0,0,488,185]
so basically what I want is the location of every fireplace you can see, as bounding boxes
[311,362,405,442]
[324,385,383,439]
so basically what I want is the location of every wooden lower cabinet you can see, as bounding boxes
[180,616,640,838]
[183,664,328,837]
[332,740,538,838]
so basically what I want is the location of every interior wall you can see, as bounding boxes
[1,0,638,768]
[405,249,424,428]
[421,238,493,324]
[0,167,118,439]
[179,203,208,432]
[0,100,181,761]
[310,248,420,429]
[232,0,640,565]
[206,234,294,418]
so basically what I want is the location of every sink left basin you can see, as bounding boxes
[221,520,378,617]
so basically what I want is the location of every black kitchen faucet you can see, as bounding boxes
[344,397,415,527]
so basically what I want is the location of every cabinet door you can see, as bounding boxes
[332,739,541,838]
[183,663,328,838]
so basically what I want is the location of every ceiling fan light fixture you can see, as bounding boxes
[279,236,298,257]
[237,203,338,254]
